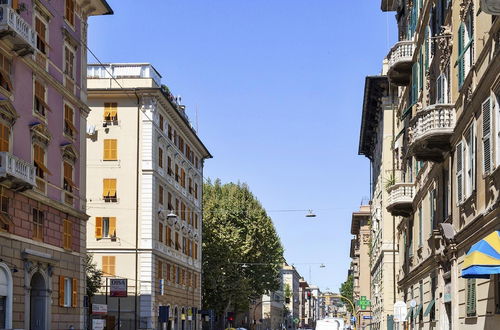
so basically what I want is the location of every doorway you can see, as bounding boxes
[29,272,47,330]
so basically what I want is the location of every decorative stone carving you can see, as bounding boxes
[459,0,473,22]
[437,26,452,73]
[465,84,473,105]
[30,122,51,145]
[425,70,432,104]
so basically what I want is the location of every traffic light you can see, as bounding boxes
[285,297,290,304]
[307,292,311,300]
[227,312,234,322]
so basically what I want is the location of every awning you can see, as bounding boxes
[423,299,435,317]
[462,230,500,278]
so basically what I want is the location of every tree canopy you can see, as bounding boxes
[202,180,284,316]
[339,274,354,313]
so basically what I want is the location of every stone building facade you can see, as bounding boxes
[380,0,500,329]
[86,63,211,330]
[0,0,111,329]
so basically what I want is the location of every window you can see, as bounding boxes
[0,192,10,232]
[166,226,172,246]
[464,124,476,198]
[32,208,44,240]
[429,189,436,232]
[194,213,198,229]
[418,205,423,247]
[194,183,198,199]
[167,157,172,175]
[159,114,164,131]
[167,192,173,211]
[158,148,163,168]
[65,0,75,26]
[180,168,186,188]
[176,266,180,284]
[482,97,493,175]
[159,185,164,205]
[104,103,118,122]
[0,123,9,152]
[181,202,185,221]
[63,219,72,250]
[411,62,420,105]
[182,236,186,254]
[34,80,50,117]
[157,260,162,280]
[175,232,180,250]
[175,164,179,182]
[159,222,163,243]
[33,144,50,181]
[103,139,117,161]
[466,278,476,316]
[64,46,75,80]
[35,17,48,55]
[95,217,116,239]
[457,10,474,88]
[59,276,77,307]
[0,53,12,92]
[436,73,448,104]
[103,179,117,202]
[166,263,171,281]
[102,256,116,276]
[64,104,77,138]
[194,243,198,259]
[63,161,76,197]
[168,124,172,140]
[188,178,193,194]
[456,141,464,203]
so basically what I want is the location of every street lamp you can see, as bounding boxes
[305,210,316,218]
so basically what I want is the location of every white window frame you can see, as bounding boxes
[461,121,476,200]
[0,263,13,329]
[63,44,76,81]
[436,73,448,104]
[64,277,72,307]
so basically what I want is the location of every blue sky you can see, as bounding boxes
[88,0,397,292]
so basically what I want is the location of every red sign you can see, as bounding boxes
[110,279,127,297]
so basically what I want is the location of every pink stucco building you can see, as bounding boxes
[0,0,112,329]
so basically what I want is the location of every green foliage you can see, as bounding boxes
[85,254,103,298]
[284,283,292,298]
[202,179,284,316]
[339,274,354,313]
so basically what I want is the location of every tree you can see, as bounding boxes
[339,274,354,313]
[85,254,103,299]
[202,180,284,321]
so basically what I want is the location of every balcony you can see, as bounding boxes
[0,152,36,190]
[0,5,36,55]
[409,104,456,162]
[387,183,414,217]
[387,41,414,86]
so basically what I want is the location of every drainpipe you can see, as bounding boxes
[391,88,396,305]
[134,89,141,330]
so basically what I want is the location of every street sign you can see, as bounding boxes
[351,316,356,322]
[293,318,300,324]
[393,301,407,322]
[92,319,105,330]
[357,296,371,309]
[92,304,107,315]
[110,278,128,297]
[363,316,373,320]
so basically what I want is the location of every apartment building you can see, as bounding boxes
[86,63,211,330]
[0,1,111,329]
[349,205,373,329]
[380,0,500,329]
[281,262,301,329]
[358,70,399,330]
[253,291,285,330]
[299,278,313,328]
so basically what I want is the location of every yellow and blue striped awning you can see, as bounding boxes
[462,230,500,278]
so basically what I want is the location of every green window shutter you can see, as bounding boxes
[387,315,394,330]
[458,24,465,87]
[467,278,476,316]
[412,62,419,104]
[482,97,493,174]
[419,51,424,92]
[424,27,430,70]
[456,141,464,204]
[429,190,435,232]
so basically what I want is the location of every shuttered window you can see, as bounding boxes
[0,123,9,152]
[158,148,163,168]
[457,12,473,88]
[102,256,116,276]
[63,219,72,250]
[103,139,118,161]
[159,222,163,243]
[411,62,419,105]
[418,205,423,247]
[35,17,47,54]
[159,115,164,131]
[0,53,12,92]
[64,104,77,137]
[95,217,116,239]
[34,80,50,116]
[429,189,436,232]
[65,0,75,26]
[63,161,76,193]
[64,46,75,79]
[436,74,447,104]
[465,124,476,198]
[166,226,172,246]
[482,97,493,175]
[103,179,117,200]
[466,278,476,316]
[59,276,77,307]
[104,103,118,121]
[159,185,164,205]
[456,142,464,204]
[32,208,44,240]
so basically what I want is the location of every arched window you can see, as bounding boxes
[0,262,13,329]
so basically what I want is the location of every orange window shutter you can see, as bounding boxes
[95,217,103,238]
[110,103,117,119]
[12,0,19,9]
[103,140,110,160]
[103,179,108,197]
[110,256,116,275]
[111,140,117,160]
[104,103,111,119]
[110,179,116,197]
[109,217,116,237]
[71,278,77,307]
[0,124,8,152]
[59,276,65,306]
